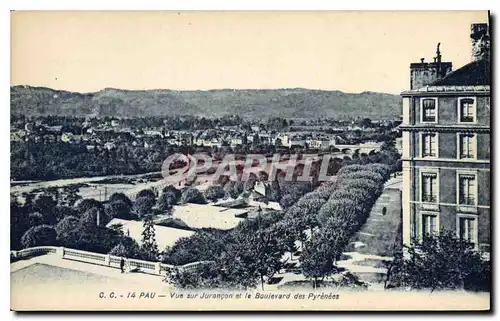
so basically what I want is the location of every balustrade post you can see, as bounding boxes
[105,254,110,266]
[155,262,161,275]
[56,247,65,258]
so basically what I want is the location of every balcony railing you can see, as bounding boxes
[422,116,436,122]
[460,116,475,122]
[459,196,476,206]
[422,195,437,203]
[460,152,474,159]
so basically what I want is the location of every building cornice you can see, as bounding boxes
[401,85,490,96]
[399,125,490,133]
[401,157,490,165]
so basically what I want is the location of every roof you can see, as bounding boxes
[106,218,195,250]
[429,59,490,86]
[171,204,247,230]
[401,59,491,96]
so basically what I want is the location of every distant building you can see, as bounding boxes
[400,23,490,254]
[307,139,331,150]
[106,218,195,250]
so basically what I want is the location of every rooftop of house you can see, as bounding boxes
[170,203,248,230]
[430,59,490,86]
[106,218,195,251]
[402,59,490,95]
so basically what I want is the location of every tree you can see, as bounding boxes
[58,224,121,254]
[223,181,239,199]
[358,118,372,128]
[55,216,80,240]
[293,195,326,237]
[81,207,110,227]
[134,196,156,218]
[243,176,257,192]
[75,198,103,217]
[21,225,58,248]
[108,192,133,208]
[224,226,285,291]
[163,229,233,266]
[109,238,142,259]
[234,181,245,196]
[300,233,338,289]
[279,194,294,210]
[105,200,133,220]
[11,198,29,250]
[169,263,229,289]
[387,231,490,292]
[54,205,76,222]
[33,194,57,224]
[180,187,207,204]
[136,189,156,201]
[28,212,45,228]
[157,191,176,212]
[268,181,281,202]
[161,185,181,204]
[203,185,226,202]
[141,217,159,261]
[273,217,303,260]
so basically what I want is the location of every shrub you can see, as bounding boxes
[203,185,226,202]
[136,189,156,201]
[108,192,133,208]
[21,225,57,248]
[180,188,207,205]
[161,185,181,204]
[134,196,156,217]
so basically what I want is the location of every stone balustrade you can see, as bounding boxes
[10,246,213,276]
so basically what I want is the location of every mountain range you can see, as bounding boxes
[11,86,402,120]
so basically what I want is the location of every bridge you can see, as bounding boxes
[334,142,382,155]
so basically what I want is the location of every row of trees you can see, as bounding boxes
[163,163,392,290]
[300,164,391,288]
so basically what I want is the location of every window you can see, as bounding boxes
[421,133,437,157]
[458,97,476,123]
[458,216,476,246]
[458,174,476,205]
[458,134,476,159]
[421,173,438,203]
[422,214,438,236]
[421,98,437,122]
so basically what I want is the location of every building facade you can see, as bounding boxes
[400,23,490,253]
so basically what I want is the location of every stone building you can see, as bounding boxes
[400,23,490,253]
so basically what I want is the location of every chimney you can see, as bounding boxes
[409,43,452,90]
[471,23,490,61]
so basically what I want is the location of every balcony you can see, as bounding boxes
[460,116,475,123]
[422,195,437,203]
[420,195,439,211]
[459,196,476,205]
[457,196,477,213]
[422,116,436,123]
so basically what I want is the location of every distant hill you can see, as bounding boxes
[10,86,402,120]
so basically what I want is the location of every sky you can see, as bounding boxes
[11,11,489,94]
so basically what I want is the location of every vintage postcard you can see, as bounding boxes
[10,11,491,311]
